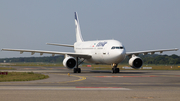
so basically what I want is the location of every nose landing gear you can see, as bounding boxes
[112,63,119,73]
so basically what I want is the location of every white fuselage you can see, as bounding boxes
[74,40,126,64]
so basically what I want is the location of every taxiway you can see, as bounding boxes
[0,66,180,101]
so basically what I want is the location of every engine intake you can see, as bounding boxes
[63,57,76,69]
[129,56,143,69]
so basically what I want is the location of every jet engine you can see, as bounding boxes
[63,57,77,69]
[129,56,143,69]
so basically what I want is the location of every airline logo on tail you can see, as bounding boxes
[75,12,84,42]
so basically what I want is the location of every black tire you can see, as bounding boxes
[112,68,119,73]
[116,68,119,73]
[118,68,120,73]
[77,68,81,73]
[73,68,77,73]
[112,68,115,73]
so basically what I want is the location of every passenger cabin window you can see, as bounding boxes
[111,46,123,49]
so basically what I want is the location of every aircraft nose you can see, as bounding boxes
[107,48,126,64]
[116,49,126,60]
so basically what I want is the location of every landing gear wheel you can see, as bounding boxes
[112,68,119,73]
[74,68,77,73]
[112,68,115,73]
[115,68,119,73]
[77,68,81,73]
[73,68,81,73]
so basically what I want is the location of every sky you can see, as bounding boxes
[0,0,179,58]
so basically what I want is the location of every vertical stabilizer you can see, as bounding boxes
[75,12,84,42]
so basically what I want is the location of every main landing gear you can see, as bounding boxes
[73,57,85,73]
[112,63,119,73]
[74,68,81,73]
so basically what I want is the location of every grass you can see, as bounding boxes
[0,72,49,82]
[0,63,63,67]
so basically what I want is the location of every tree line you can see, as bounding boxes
[0,54,179,65]
[121,54,180,65]
[0,55,64,63]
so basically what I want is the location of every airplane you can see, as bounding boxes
[2,12,178,73]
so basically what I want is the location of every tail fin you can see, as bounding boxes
[75,12,84,42]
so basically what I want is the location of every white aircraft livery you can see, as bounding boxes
[2,12,178,73]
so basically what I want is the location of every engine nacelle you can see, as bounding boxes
[63,57,77,69]
[129,56,143,69]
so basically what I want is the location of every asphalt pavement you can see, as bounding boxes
[0,66,180,101]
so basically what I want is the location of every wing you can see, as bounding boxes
[1,48,91,59]
[126,48,178,56]
[46,43,74,47]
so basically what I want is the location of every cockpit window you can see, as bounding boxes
[120,47,123,49]
[111,47,115,49]
[111,46,124,49]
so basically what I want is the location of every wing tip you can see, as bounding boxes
[175,48,179,51]
[1,48,6,51]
